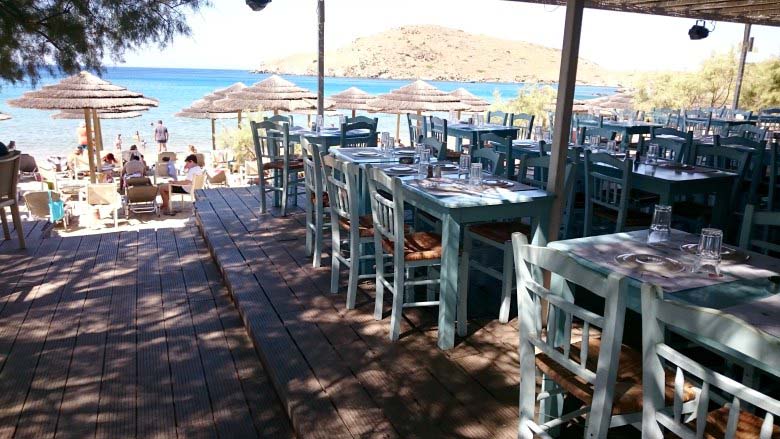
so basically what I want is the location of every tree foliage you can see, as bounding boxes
[0,0,207,85]
[632,49,780,112]
[491,84,557,128]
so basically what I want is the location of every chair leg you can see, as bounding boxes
[280,169,288,217]
[0,207,9,240]
[304,196,313,257]
[389,266,405,341]
[373,240,385,321]
[330,228,341,295]
[11,204,25,249]
[259,173,267,213]
[498,241,513,324]
[114,208,118,228]
[346,235,359,309]
[312,204,322,268]
[457,232,472,337]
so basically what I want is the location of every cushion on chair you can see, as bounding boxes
[593,205,653,227]
[535,338,696,415]
[469,221,531,244]
[690,406,780,439]
[264,159,303,170]
[382,232,442,261]
[445,150,461,160]
[338,215,374,238]
[309,191,329,207]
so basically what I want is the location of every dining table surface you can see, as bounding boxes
[289,126,371,149]
[447,122,520,155]
[550,229,780,377]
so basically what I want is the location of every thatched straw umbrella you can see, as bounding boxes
[52,109,143,119]
[367,80,470,140]
[448,88,490,116]
[0,112,11,121]
[7,71,157,182]
[174,104,239,150]
[583,91,635,115]
[212,75,317,115]
[329,87,374,118]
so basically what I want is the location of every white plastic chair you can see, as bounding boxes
[86,183,122,228]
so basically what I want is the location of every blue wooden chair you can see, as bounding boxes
[345,115,377,127]
[766,143,780,211]
[322,155,374,308]
[250,120,302,216]
[486,110,509,126]
[577,126,619,147]
[340,120,377,148]
[683,109,712,137]
[739,204,780,255]
[301,137,329,268]
[407,113,428,144]
[638,136,688,163]
[459,158,575,325]
[264,114,293,126]
[584,150,650,235]
[366,166,444,342]
[510,113,535,140]
[475,132,509,177]
[429,116,458,160]
[574,114,603,129]
[421,136,447,162]
[513,233,646,438]
[641,283,780,439]
[724,123,767,142]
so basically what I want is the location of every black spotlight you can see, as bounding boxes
[246,0,272,11]
[688,20,710,40]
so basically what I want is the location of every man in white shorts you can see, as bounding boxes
[160,154,202,214]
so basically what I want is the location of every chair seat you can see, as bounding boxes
[445,150,461,160]
[469,221,531,244]
[690,406,780,439]
[338,215,374,238]
[535,338,696,415]
[593,205,653,227]
[382,231,442,261]
[264,159,303,170]
[309,191,329,207]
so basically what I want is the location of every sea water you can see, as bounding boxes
[0,67,617,160]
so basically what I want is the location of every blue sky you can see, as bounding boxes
[119,0,780,72]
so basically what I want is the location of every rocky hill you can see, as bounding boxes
[256,25,627,86]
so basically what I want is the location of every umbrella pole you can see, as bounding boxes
[211,118,216,150]
[237,110,242,128]
[395,114,400,144]
[84,108,97,184]
[93,114,104,155]
[351,110,356,118]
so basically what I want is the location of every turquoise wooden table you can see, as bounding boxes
[289,127,370,149]
[372,163,555,350]
[600,120,662,150]
[448,123,519,153]
[549,229,780,376]
[685,117,757,134]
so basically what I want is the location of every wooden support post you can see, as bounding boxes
[211,118,216,150]
[351,109,356,118]
[317,0,325,118]
[84,108,97,183]
[93,112,104,155]
[547,0,584,245]
[732,23,751,110]
[395,114,401,144]
[237,110,242,128]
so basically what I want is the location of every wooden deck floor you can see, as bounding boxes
[195,187,529,439]
[0,220,293,438]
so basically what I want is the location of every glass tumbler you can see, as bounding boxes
[469,162,483,187]
[418,149,431,177]
[315,115,324,133]
[646,143,659,165]
[647,205,672,244]
[697,228,723,275]
[459,154,471,177]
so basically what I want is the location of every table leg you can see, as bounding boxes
[438,214,460,350]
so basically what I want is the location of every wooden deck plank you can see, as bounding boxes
[14,235,102,439]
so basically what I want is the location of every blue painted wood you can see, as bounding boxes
[407,113,428,144]
[486,111,509,126]
[447,123,519,155]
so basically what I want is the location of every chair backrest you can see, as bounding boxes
[250,120,293,168]
[574,114,603,129]
[322,155,360,233]
[578,126,618,147]
[407,113,428,144]
[769,143,780,211]
[23,191,61,219]
[340,120,377,148]
[690,142,753,210]
[0,151,21,201]
[518,155,577,238]
[640,283,780,439]
[486,110,509,126]
[126,184,158,202]
[191,173,206,192]
[639,136,687,163]
[194,153,206,168]
[429,116,448,144]
[265,114,293,126]
[346,115,376,127]
[207,171,226,185]
[301,137,325,209]
[667,112,683,130]
[155,162,171,178]
[244,160,258,178]
[421,137,447,162]
[19,154,37,173]
[510,113,535,140]
[158,152,176,163]
[366,166,407,268]
[126,177,152,187]
[725,123,766,142]
[476,132,509,177]
[87,183,117,206]
[512,233,629,438]
[684,110,712,136]
[651,126,689,140]
[584,150,634,235]
[738,204,780,254]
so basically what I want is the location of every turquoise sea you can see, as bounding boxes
[0,67,617,160]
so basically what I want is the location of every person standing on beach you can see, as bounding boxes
[76,122,88,149]
[114,133,122,152]
[154,120,169,153]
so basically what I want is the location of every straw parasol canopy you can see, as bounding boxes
[212,75,317,114]
[329,87,374,117]
[52,109,143,119]
[583,91,635,112]
[0,112,10,121]
[6,71,157,182]
[177,84,247,150]
[367,80,470,140]
[448,88,490,113]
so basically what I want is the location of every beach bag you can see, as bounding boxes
[47,191,65,223]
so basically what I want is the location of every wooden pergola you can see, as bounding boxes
[506,0,780,244]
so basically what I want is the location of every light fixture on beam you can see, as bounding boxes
[246,0,272,11]
[688,20,714,40]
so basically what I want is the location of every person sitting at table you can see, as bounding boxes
[161,155,177,181]
[66,148,83,174]
[101,153,119,182]
[122,154,145,178]
[159,154,202,213]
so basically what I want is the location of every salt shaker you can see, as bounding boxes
[433,165,442,178]
[426,164,434,179]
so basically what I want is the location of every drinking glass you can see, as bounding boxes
[469,162,483,186]
[646,143,659,165]
[475,114,484,127]
[414,143,424,162]
[388,137,395,149]
[543,130,552,143]
[418,149,431,177]
[647,204,672,244]
[459,154,471,177]
[589,135,601,150]
[697,228,723,275]
[607,140,618,153]
[533,126,543,141]
[315,115,324,133]
[339,114,347,127]
[449,110,458,123]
